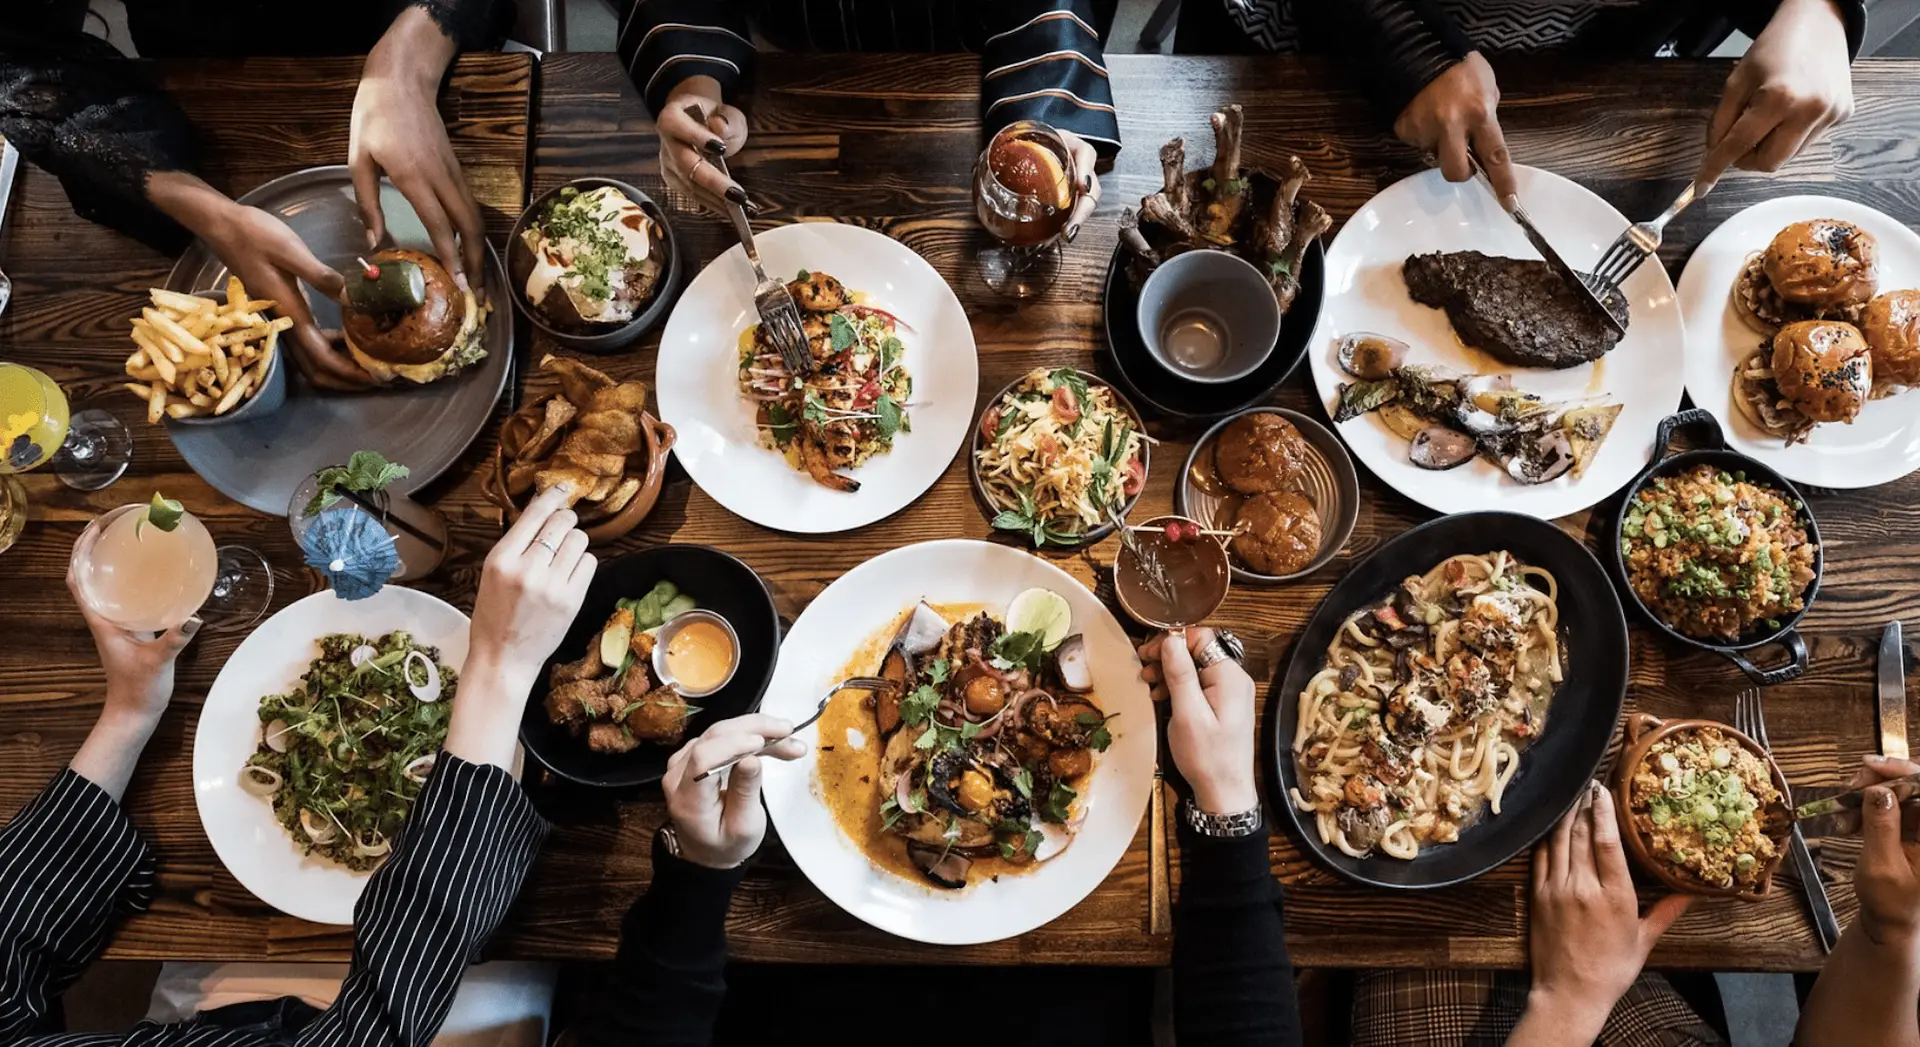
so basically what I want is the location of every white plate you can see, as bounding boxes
[656,222,979,533]
[1308,167,1687,520]
[760,540,1154,945]
[193,587,484,925]
[1677,194,1920,488]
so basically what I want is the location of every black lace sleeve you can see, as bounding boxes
[0,26,198,253]
[1294,1,1474,125]
[389,0,500,50]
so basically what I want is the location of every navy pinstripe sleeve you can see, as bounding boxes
[981,2,1121,158]
[293,755,547,1047]
[617,0,757,116]
[0,771,156,1047]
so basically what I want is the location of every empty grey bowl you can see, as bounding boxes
[1135,249,1283,385]
[165,288,288,427]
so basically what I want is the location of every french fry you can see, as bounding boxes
[165,402,204,420]
[226,275,247,308]
[258,328,278,374]
[266,316,294,334]
[147,381,167,424]
[127,365,162,382]
[233,298,274,313]
[150,288,216,314]
[123,382,154,401]
[211,345,230,386]
[125,347,147,371]
[148,346,178,385]
[214,372,254,415]
[180,367,199,397]
[188,391,214,408]
[182,312,215,341]
[145,307,212,358]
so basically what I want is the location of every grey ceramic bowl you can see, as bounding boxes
[507,177,682,353]
[1177,407,1358,584]
[1135,249,1283,385]
[165,289,288,427]
[968,368,1150,549]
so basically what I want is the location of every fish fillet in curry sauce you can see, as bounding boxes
[815,600,1111,889]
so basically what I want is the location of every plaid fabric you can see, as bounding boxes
[1351,970,1725,1047]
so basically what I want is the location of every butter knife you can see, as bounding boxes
[0,136,17,317]
[1464,146,1625,337]
[1793,772,1920,840]
[1880,621,1909,761]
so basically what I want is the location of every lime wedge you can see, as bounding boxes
[1007,587,1072,651]
[141,492,185,537]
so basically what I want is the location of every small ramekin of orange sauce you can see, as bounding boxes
[651,609,740,698]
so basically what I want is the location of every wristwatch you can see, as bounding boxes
[1182,796,1265,838]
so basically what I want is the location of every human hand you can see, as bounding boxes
[1697,0,1853,187]
[661,714,808,869]
[1848,754,1920,953]
[1057,129,1103,244]
[1394,52,1518,205]
[1138,628,1258,814]
[350,7,485,290]
[1525,783,1692,1036]
[67,558,198,726]
[467,484,596,691]
[659,76,751,214]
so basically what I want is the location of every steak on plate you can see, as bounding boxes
[1402,250,1628,369]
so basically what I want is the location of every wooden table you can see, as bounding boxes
[3,51,1917,972]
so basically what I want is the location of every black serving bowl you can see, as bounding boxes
[1608,408,1823,687]
[1269,511,1629,889]
[521,544,780,787]
[1100,239,1324,420]
[967,368,1150,549]
[506,177,683,353]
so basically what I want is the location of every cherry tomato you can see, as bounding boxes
[1121,455,1146,496]
[1051,384,1081,425]
[842,304,912,334]
[979,406,1000,444]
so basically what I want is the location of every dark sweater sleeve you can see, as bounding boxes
[981,2,1122,159]
[1294,1,1472,125]
[616,0,756,116]
[575,835,746,1047]
[1172,825,1303,1047]
[0,770,157,1047]
[392,0,498,50]
[0,26,198,253]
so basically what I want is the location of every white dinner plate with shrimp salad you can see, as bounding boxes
[656,222,979,533]
[193,586,513,925]
[761,540,1154,944]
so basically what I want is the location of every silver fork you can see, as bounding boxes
[1587,180,1703,294]
[691,675,893,782]
[687,105,812,378]
[1733,687,1840,952]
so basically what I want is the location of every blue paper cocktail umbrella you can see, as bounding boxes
[300,505,399,601]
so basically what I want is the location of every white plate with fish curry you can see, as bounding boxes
[1309,166,1687,520]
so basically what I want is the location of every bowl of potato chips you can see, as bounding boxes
[122,278,292,427]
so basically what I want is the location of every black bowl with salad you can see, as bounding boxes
[507,177,682,352]
[1608,409,1823,687]
[969,367,1151,550]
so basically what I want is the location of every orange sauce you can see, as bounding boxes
[665,620,735,693]
[813,602,1057,889]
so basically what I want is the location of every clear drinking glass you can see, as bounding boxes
[0,474,24,556]
[0,362,131,491]
[289,470,449,582]
[973,120,1079,299]
[70,503,274,632]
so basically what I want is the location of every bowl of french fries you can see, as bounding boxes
[123,277,293,426]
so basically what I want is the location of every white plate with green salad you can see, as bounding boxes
[192,585,510,925]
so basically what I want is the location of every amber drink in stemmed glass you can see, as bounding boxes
[973,120,1079,298]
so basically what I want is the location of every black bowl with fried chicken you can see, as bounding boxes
[522,545,781,788]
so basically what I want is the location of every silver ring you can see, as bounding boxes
[1195,630,1245,670]
[535,537,559,554]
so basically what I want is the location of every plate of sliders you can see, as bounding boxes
[1309,166,1686,521]
[1177,408,1357,583]
[1677,195,1920,488]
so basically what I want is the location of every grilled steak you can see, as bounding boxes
[1403,250,1628,369]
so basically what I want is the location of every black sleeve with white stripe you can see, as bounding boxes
[1295,1,1473,124]
[981,2,1122,159]
[292,755,548,1047]
[0,770,156,1046]
[617,0,757,116]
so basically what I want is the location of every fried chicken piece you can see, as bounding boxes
[586,721,640,754]
[630,629,656,663]
[546,678,614,730]
[626,686,693,745]
[550,647,604,685]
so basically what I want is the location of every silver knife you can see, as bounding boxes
[1881,621,1909,761]
[1794,771,1920,829]
[1464,147,1626,337]
[0,135,19,232]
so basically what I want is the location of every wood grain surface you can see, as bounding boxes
[3,51,1918,971]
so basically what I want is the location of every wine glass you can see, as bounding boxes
[70,501,275,633]
[973,120,1079,299]
[1112,514,1232,634]
[0,362,131,492]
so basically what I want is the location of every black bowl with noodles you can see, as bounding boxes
[968,367,1151,550]
[1269,511,1629,890]
[1101,239,1325,420]
[507,177,683,353]
[1608,409,1823,687]
[521,545,780,788]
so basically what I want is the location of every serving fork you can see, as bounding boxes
[687,104,811,379]
[690,675,894,782]
[1586,179,1705,294]
[1734,687,1840,952]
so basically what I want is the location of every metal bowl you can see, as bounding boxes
[1178,406,1357,583]
[506,177,683,353]
[164,289,288,427]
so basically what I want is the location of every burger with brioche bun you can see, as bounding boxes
[340,248,488,385]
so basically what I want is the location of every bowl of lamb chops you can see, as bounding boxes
[1106,104,1331,419]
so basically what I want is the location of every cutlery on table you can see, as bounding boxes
[1880,621,1910,761]
[1588,179,1705,292]
[1735,687,1840,952]
[0,137,17,317]
[1464,145,1625,336]
[686,104,811,379]
[1793,771,1920,830]
[691,675,894,782]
